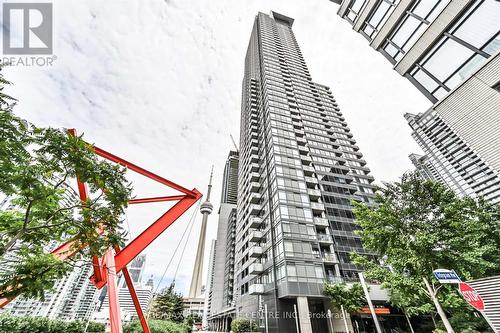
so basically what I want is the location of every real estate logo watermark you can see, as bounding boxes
[1,2,56,66]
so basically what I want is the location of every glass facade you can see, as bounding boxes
[381,0,448,63]
[235,11,378,332]
[409,0,500,100]
[361,0,401,40]
[406,111,500,203]
[344,0,368,24]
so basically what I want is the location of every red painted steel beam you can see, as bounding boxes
[122,266,151,333]
[129,195,186,205]
[92,146,196,197]
[92,190,201,288]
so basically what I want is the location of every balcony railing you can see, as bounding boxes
[249,231,264,242]
[249,284,265,295]
[322,254,338,263]
[317,234,332,243]
[249,263,264,275]
[249,246,263,258]
[249,217,262,228]
[325,276,344,284]
[305,176,318,185]
[310,202,325,212]
[307,188,321,199]
[313,217,329,227]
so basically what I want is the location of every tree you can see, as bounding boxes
[123,320,189,333]
[149,284,185,323]
[231,318,258,333]
[323,282,365,332]
[184,313,201,328]
[0,68,132,300]
[352,172,500,333]
[0,313,105,333]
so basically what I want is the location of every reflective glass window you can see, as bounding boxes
[382,0,448,63]
[345,0,368,24]
[409,0,500,101]
[361,0,400,40]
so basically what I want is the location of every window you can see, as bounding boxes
[345,0,368,24]
[382,0,448,63]
[409,0,500,101]
[361,0,400,40]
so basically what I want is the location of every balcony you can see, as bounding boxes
[249,162,259,172]
[301,155,312,163]
[249,283,265,295]
[325,276,344,284]
[249,204,261,215]
[302,165,315,176]
[295,129,305,136]
[249,217,262,228]
[249,172,260,182]
[249,246,263,258]
[298,146,309,154]
[322,254,338,264]
[313,217,329,227]
[249,182,260,192]
[307,188,321,199]
[249,263,264,275]
[249,231,264,242]
[249,193,261,204]
[317,234,333,243]
[310,202,325,213]
[296,136,306,145]
[305,176,318,186]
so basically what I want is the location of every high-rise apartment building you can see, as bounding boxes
[233,12,382,333]
[208,151,239,331]
[3,183,101,322]
[334,0,500,201]
[408,153,446,184]
[203,239,217,328]
[406,110,500,203]
[92,254,153,326]
[6,261,99,321]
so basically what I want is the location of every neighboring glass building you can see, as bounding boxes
[335,0,500,203]
[208,151,239,331]
[336,0,500,102]
[406,110,500,203]
[233,11,390,333]
[409,153,447,184]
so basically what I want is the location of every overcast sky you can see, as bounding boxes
[4,0,431,296]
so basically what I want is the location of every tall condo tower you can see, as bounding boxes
[235,12,380,333]
[189,167,214,298]
[207,151,239,331]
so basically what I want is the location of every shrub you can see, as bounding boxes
[231,318,258,333]
[0,313,104,333]
[123,319,190,333]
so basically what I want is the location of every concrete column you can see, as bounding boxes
[296,297,313,333]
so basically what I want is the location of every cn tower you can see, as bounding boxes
[188,166,214,298]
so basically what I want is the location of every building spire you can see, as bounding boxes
[206,165,214,202]
[188,167,214,298]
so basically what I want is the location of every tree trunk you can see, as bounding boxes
[403,309,415,333]
[423,277,454,333]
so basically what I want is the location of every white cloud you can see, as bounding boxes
[4,0,431,296]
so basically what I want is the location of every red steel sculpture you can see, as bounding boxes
[0,129,203,333]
